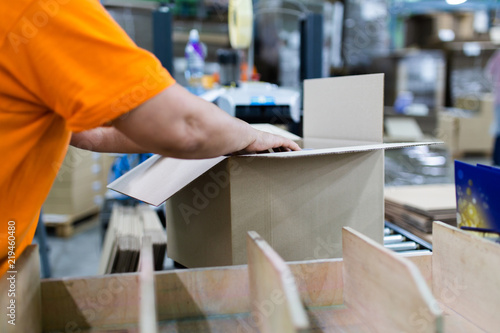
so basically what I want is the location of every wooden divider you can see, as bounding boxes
[342,227,443,332]
[246,231,309,333]
[433,221,500,332]
[139,236,158,333]
[40,237,434,332]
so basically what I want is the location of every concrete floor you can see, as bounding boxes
[36,147,493,279]
[35,214,175,279]
[40,218,102,278]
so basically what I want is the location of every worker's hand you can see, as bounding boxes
[239,129,301,154]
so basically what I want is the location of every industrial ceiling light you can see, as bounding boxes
[446,0,467,5]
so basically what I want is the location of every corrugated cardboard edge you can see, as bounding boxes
[108,155,227,206]
[244,141,441,158]
[108,141,441,206]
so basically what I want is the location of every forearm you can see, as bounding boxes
[173,98,258,156]
[111,84,299,159]
[70,127,149,153]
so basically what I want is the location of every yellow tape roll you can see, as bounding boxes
[228,0,253,49]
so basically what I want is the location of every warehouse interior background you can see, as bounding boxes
[36,0,500,278]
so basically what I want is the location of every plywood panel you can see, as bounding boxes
[433,221,500,332]
[247,231,309,333]
[342,227,443,332]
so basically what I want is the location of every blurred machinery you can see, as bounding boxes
[216,81,301,124]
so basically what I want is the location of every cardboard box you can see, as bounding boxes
[455,12,475,40]
[109,74,432,268]
[434,12,455,35]
[43,147,114,216]
[437,94,494,157]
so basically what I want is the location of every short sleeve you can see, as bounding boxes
[6,0,175,132]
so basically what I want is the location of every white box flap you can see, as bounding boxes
[243,142,440,158]
[108,155,226,206]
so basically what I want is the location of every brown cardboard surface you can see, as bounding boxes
[45,179,101,198]
[303,74,384,143]
[384,184,456,217]
[165,161,233,267]
[164,151,384,267]
[229,151,385,265]
[42,199,96,216]
[43,147,110,217]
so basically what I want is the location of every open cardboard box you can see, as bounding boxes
[109,74,436,268]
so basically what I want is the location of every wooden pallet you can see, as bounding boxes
[451,150,492,159]
[43,206,100,237]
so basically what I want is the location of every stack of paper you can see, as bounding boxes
[99,204,167,274]
[385,184,456,234]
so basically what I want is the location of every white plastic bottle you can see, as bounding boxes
[184,29,206,93]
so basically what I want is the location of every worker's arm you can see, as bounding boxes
[72,83,300,158]
[70,127,149,153]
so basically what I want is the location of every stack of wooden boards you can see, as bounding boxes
[99,204,167,274]
[9,222,500,332]
[385,184,456,238]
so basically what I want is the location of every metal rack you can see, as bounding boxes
[384,220,433,254]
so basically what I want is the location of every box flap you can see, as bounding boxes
[304,74,384,143]
[108,141,440,206]
[236,141,440,159]
[108,155,226,206]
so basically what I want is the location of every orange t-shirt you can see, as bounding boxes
[0,0,175,276]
